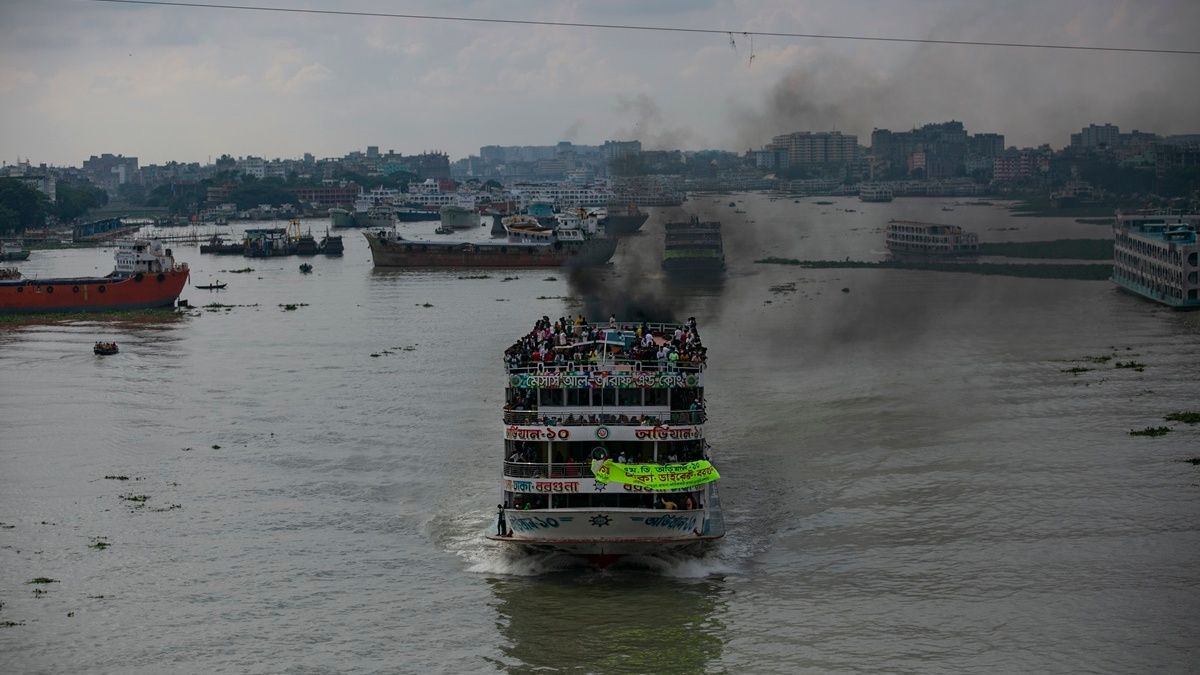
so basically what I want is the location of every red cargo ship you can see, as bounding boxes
[0,240,189,313]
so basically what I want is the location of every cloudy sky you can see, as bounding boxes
[1,0,1197,166]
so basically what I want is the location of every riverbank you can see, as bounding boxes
[754,257,1112,280]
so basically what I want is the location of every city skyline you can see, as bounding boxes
[1,0,1198,165]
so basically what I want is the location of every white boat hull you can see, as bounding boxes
[488,507,725,557]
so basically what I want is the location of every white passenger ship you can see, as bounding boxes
[1111,211,1200,309]
[885,220,979,257]
[488,317,726,564]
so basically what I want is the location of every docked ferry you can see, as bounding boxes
[885,220,979,257]
[488,317,726,564]
[1111,212,1200,308]
[0,239,189,313]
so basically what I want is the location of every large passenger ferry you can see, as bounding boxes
[1111,211,1200,309]
[488,316,726,564]
[885,220,979,257]
[663,217,725,274]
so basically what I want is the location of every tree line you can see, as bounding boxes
[0,179,108,235]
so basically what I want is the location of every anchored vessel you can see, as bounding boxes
[859,183,894,202]
[602,203,650,235]
[663,217,725,273]
[1,240,30,261]
[439,204,480,230]
[364,214,616,268]
[488,317,725,564]
[0,239,189,313]
[1111,212,1200,309]
[885,220,979,257]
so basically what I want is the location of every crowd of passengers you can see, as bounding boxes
[504,315,706,369]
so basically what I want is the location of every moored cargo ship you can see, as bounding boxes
[487,316,725,564]
[364,215,616,268]
[0,239,189,313]
[601,203,650,235]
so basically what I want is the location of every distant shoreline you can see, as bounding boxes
[754,257,1111,281]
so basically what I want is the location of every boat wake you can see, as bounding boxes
[438,508,752,578]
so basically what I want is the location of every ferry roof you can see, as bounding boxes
[1116,213,1199,244]
[505,316,706,373]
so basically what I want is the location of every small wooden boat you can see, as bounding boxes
[299,263,313,273]
[94,341,119,355]
[195,282,227,290]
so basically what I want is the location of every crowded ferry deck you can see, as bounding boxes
[491,315,725,561]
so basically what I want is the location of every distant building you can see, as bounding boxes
[82,153,139,193]
[765,131,859,169]
[870,121,984,179]
[289,183,360,208]
[602,140,642,162]
[1070,123,1120,150]
[993,148,1049,183]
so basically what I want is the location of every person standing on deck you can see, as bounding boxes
[496,504,507,536]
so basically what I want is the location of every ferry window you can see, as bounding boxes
[566,388,589,406]
[645,388,668,406]
[618,389,641,406]
[539,389,563,406]
[598,388,616,406]
[669,387,688,407]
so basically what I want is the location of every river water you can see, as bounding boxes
[1,196,1198,674]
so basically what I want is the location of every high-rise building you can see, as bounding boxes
[1069,124,1120,150]
[765,131,859,169]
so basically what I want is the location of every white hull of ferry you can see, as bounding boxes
[488,507,725,558]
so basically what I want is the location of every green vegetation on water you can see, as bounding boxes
[976,239,1113,260]
[1129,426,1172,437]
[754,258,1112,280]
[1165,412,1200,424]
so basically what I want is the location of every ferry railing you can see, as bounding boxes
[504,358,705,374]
[502,410,707,426]
[504,462,595,479]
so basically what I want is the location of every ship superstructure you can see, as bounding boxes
[488,316,725,563]
[1111,212,1200,308]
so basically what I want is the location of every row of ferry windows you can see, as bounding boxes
[507,387,701,407]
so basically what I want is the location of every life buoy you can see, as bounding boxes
[590,447,608,461]
[98,285,106,293]
[156,273,165,283]
[72,285,80,293]
[16,286,23,293]
[46,285,54,294]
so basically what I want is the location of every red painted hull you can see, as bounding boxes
[0,267,190,313]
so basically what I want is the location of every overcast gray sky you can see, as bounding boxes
[1,0,1197,166]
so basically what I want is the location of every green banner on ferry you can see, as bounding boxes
[591,459,719,490]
